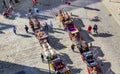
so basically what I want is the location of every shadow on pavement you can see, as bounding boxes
[73,18,85,31]
[60,53,73,64]
[53,28,65,31]
[91,46,115,74]
[49,29,64,34]
[16,34,32,38]
[102,62,115,74]
[68,65,82,74]
[90,18,100,22]
[37,15,53,20]
[0,31,5,34]
[91,46,104,58]
[69,0,102,8]
[59,53,82,73]
[80,30,94,43]
[0,60,54,74]
[49,36,67,50]
[28,32,34,35]
[0,23,14,30]
[92,33,113,37]
[83,7,100,11]
[45,25,65,34]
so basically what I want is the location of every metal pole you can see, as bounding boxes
[48,61,51,74]
[47,57,51,74]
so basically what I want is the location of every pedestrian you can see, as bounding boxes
[32,0,37,7]
[50,20,53,30]
[9,0,14,10]
[41,53,44,63]
[44,22,49,31]
[9,0,14,5]
[25,25,29,33]
[29,18,35,32]
[88,25,92,34]
[71,44,75,52]
[13,26,17,34]
[27,8,33,18]
[93,24,98,34]
[2,0,7,9]
[28,8,33,15]
[34,6,39,16]
[3,8,11,18]
[89,42,92,49]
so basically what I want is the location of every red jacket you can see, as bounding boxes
[6,9,10,14]
[88,25,92,31]
[32,0,37,4]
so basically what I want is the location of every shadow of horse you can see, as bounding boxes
[100,61,115,74]
[60,53,73,64]
[91,46,115,74]
[73,18,85,31]
[91,46,104,58]
[0,23,14,30]
[80,30,94,43]
[48,36,67,50]
[68,65,82,74]
[0,60,54,74]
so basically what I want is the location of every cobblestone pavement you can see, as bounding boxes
[103,0,120,26]
[0,0,120,74]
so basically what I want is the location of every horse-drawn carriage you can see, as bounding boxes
[50,57,70,74]
[81,50,100,74]
[84,51,100,74]
[76,40,101,74]
[34,28,49,47]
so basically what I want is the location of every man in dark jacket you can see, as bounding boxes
[25,25,29,33]
[41,53,44,63]
[93,24,98,34]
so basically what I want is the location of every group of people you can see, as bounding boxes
[88,24,98,35]
[2,0,15,18]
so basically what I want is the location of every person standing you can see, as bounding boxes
[93,24,98,34]
[88,25,92,34]
[9,0,14,10]
[44,22,49,31]
[3,8,11,18]
[50,20,53,30]
[41,53,44,63]
[32,0,37,7]
[13,26,17,34]
[26,8,33,18]
[33,6,39,17]
[29,18,34,32]
[25,25,29,33]
[71,44,75,52]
